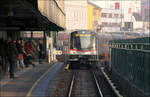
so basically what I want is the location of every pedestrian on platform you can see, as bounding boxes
[24,40,35,67]
[7,37,18,79]
[4,40,9,75]
[0,39,7,75]
[38,43,43,64]
[16,39,25,69]
[0,39,3,74]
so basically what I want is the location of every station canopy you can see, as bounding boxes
[0,0,64,31]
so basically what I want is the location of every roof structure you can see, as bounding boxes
[0,0,64,31]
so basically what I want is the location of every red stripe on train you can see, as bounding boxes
[69,49,96,52]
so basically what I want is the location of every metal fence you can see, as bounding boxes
[109,37,150,95]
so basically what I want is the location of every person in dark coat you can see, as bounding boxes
[0,39,3,71]
[7,37,18,79]
[0,39,6,74]
[38,43,43,64]
[4,40,9,75]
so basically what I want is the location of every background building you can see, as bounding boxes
[141,0,150,32]
[87,2,102,31]
[65,1,102,32]
[65,1,87,30]
[90,0,142,32]
[101,8,123,32]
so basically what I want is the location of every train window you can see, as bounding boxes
[75,34,91,37]
[70,31,95,50]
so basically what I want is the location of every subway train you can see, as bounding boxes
[58,30,143,68]
[67,30,99,68]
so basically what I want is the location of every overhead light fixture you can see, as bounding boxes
[8,8,14,17]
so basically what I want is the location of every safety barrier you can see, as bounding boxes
[109,37,150,95]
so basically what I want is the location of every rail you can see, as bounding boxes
[101,69,123,97]
[68,72,75,97]
[68,70,103,97]
[92,71,104,97]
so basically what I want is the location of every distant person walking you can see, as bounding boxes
[38,43,43,64]
[7,38,18,79]
[16,39,25,69]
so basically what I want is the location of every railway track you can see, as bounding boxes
[68,69,123,97]
[68,70,102,97]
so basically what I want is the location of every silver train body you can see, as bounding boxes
[57,30,143,68]
[68,30,99,65]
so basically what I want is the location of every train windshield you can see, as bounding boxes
[70,31,95,50]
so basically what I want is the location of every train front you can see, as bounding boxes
[68,30,98,67]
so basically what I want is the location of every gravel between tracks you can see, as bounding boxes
[46,69,73,97]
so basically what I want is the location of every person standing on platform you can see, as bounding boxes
[16,39,25,69]
[0,39,3,74]
[0,39,7,75]
[24,40,35,67]
[38,43,43,64]
[7,37,18,79]
[4,40,9,75]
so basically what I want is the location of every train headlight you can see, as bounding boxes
[73,51,76,54]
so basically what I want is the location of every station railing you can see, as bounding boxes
[109,37,150,95]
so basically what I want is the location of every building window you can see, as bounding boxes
[102,22,108,26]
[114,14,119,18]
[109,23,112,27]
[111,23,119,27]
[109,14,112,18]
[121,14,124,18]
[102,13,107,18]
[110,5,114,9]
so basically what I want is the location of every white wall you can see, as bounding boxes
[65,1,88,30]
[134,22,143,29]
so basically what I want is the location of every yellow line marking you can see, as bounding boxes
[64,64,70,70]
[26,64,56,97]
